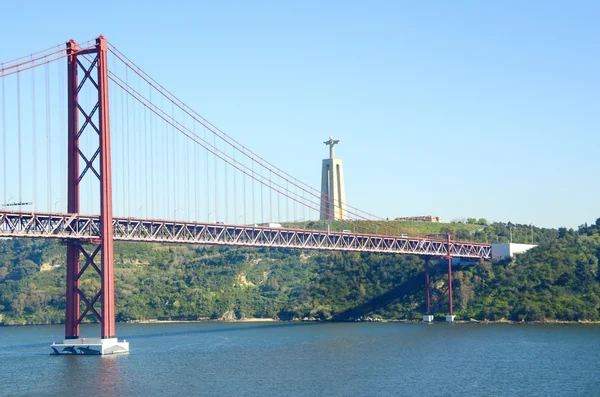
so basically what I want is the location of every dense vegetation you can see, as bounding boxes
[0,219,598,324]
[283,218,556,245]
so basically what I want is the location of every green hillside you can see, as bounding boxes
[282,219,556,244]
[0,219,598,325]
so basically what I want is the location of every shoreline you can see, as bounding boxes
[129,318,277,324]
[2,318,600,326]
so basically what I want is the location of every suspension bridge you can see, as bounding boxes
[0,36,491,354]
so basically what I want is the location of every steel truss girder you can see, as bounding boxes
[0,210,492,259]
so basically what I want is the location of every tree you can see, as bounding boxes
[478,218,488,226]
[456,229,471,241]
[440,226,457,238]
[8,260,37,281]
[558,227,568,238]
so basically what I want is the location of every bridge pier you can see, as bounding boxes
[51,338,129,355]
[53,36,127,355]
[423,258,434,322]
[446,234,455,322]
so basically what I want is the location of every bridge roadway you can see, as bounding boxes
[0,210,491,259]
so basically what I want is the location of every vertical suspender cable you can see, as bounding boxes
[129,69,135,216]
[144,91,148,218]
[32,64,37,210]
[186,126,190,221]
[110,55,116,215]
[213,133,218,222]
[302,189,306,221]
[165,98,170,218]
[17,73,22,210]
[181,119,185,220]
[126,68,131,216]
[1,64,6,208]
[224,138,228,223]
[194,122,199,221]
[251,161,255,225]
[243,157,246,225]
[260,166,264,223]
[58,60,66,212]
[136,71,142,217]
[44,63,51,212]
[139,79,143,216]
[121,69,126,216]
[115,67,120,215]
[172,102,176,218]
[205,123,209,221]
[121,62,126,215]
[135,74,140,216]
[233,150,237,223]
[132,71,136,215]
[149,85,153,218]
[170,102,177,219]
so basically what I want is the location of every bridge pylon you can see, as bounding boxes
[52,36,128,355]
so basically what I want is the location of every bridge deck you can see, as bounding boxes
[0,210,491,259]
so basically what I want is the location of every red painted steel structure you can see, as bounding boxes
[447,234,453,316]
[0,210,493,259]
[97,37,116,339]
[425,258,431,315]
[65,39,80,339]
[64,36,116,340]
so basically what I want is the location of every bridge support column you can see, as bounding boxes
[97,36,116,340]
[65,39,80,340]
[423,258,433,322]
[446,234,455,323]
[54,36,127,355]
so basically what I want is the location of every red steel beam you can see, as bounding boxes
[425,258,430,315]
[65,39,80,339]
[96,36,116,339]
[447,234,453,316]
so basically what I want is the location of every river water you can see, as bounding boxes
[1,322,599,396]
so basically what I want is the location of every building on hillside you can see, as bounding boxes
[394,215,441,223]
[491,243,537,259]
[320,136,347,220]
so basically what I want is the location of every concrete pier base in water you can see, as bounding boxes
[445,315,456,322]
[423,315,434,322]
[51,338,129,355]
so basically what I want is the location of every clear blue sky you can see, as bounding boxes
[1,1,598,228]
